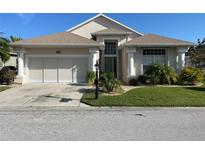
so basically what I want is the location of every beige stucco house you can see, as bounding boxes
[11,14,193,84]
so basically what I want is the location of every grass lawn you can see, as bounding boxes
[0,86,10,92]
[81,86,205,107]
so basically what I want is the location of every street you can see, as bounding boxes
[0,107,205,140]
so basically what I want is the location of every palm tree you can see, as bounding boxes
[0,33,11,65]
[9,35,22,42]
[0,39,10,64]
[0,32,10,43]
[0,34,22,65]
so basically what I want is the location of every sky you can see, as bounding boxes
[0,13,205,43]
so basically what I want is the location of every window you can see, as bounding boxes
[142,49,166,72]
[104,57,117,77]
[104,41,117,55]
[104,40,118,77]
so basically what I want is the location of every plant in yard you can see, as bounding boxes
[145,64,178,85]
[100,72,121,93]
[9,35,22,42]
[128,77,139,86]
[180,67,204,84]
[86,71,96,85]
[201,68,205,79]
[0,39,10,64]
[0,66,16,85]
[188,38,205,68]
[137,75,148,84]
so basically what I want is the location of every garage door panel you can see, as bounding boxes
[72,57,88,83]
[58,58,73,82]
[29,58,43,82]
[44,58,58,82]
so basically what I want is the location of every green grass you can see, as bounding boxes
[0,86,10,92]
[81,87,205,107]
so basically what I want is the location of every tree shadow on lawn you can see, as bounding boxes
[185,87,205,92]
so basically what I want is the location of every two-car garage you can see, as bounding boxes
[12,32,101,84]
[28,56,89,83]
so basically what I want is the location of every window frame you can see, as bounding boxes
[141,48,167,73]
[104,40,118,55]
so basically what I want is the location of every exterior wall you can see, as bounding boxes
[14,47,91,84]
[70,16,141,39]
[121,47,178,83]
[15,46,180,84]
[167,47,177,69]
[24,48,90,55]
[122,47,128,82]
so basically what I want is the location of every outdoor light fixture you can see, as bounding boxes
[94,61,99,99]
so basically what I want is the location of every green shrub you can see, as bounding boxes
[145,64,178,85]
[201,69,205,79]
[0,66,16,85]
[180,67,204,84]
[128,77,139,86]
[137,75,148,84]
[100,72,121,93]
[86,71,96,85]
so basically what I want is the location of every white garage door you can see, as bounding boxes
[58,57,73,83]
[44,58,58,83]
[28,58,43,82]
[28,56,88,83]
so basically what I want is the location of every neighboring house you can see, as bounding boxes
[0,52,17,69]
[11,14,193,84]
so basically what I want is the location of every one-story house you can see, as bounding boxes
[11,14,194,84]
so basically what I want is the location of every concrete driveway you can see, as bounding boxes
[0,84,91,107]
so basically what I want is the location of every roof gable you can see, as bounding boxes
[67,14,143,39]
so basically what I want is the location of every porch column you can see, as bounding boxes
[17,51,24,77]
[89,48,99,71]
[127,48,136,78]
[176,47,189,73]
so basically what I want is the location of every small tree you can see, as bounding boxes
[188,38,205,68]
[0,40,10,64]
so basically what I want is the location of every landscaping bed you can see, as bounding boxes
[81,86,205,107]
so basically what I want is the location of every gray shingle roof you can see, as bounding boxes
[91,28,132,36]
[11,32,102,47]
[124,34,194,47]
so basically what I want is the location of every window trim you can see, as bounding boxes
[141,48,168,74]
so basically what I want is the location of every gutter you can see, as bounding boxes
[124,43,195,47]
[10,43,104,48]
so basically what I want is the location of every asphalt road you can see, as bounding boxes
[0,107,205,140]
